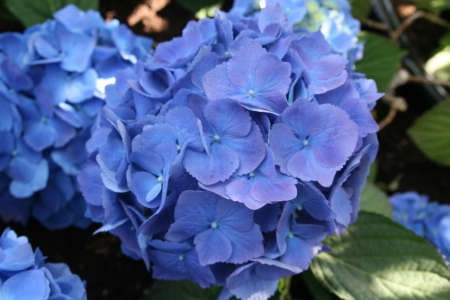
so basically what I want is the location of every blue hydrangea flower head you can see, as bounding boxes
[76,2,379,298]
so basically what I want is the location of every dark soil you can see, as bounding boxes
[2,0,450,299]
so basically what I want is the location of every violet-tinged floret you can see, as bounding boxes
[270,97,359,187]
[203,41,291,114]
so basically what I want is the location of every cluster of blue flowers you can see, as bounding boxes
[78,3,380,299]
[0,5,152,229]
[230,0,362,63]
[0,227,87,299]
[391,192,450,263]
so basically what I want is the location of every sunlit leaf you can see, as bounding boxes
[408,101,450,166]
[426,33,450,81]
[360,182,392,218]
[5,0,99,27]
[311,212,450,300]
[355,33,407,92]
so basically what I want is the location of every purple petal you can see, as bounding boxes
[222,123,265,176]
[194,228,233,266]
[220,223,264,264]
[2,270,49,300]
[184,143,239,185]
[166,214,210,242]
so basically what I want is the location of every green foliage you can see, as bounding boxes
[349,0,371,19]
[176,0,222,14]
[408,0,450,13]
[5,0,99,27]
[366,161,377,183]
[143,280,221,300]
[301,269,334,300]
[355,33,407,92]
[311,212,450,300]
[426,33,450,81]
[0,0,16,20]
[360,182,392,218]
[408,101,450,166]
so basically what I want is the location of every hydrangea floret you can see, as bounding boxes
[230,0,362,64]
[78,2,380,299]
[390,191,450,263]
[0,227,87,299]
[0,4,152,230]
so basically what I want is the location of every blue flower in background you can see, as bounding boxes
[0,3,152,230]
[390,192,450,264]
[0,228,87,300]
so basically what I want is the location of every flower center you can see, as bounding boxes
[11,150,17,156]
[157,175,164,182]
[41,117,47,123]
[296,204,303,211]
[302,139,309,147]
[287,232,294,239]
[178,254,184,261]
[211,221,218,228]
[214,134,221,142]
[247,90,256,98]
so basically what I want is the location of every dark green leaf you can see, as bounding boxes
[311,212,450,300]
[355,33,407,92]
[408,101,450,166]
[301,269,334,300]
[407,0,435,12]
[0,0,16,20]
[349,0,371,19]
[360,182,392,218]
[175,0,222,14]
[366,160,377,183]
[143,280,221,300]
[5,0,99,27]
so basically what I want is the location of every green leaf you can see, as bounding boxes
[360,182,392,218]
[5,0,99,27]
[355,33,407,92]
[426,34,450,81]
[311,212,450,300]
[408,0,450,13]
[408,101,450,166]
[143,280,221,300]
[366,160,377,183]
[349,0,371,19]
[301,269,334,300]
[407,0,435,12]
[176,0,222,14]
[0,0,16,20]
